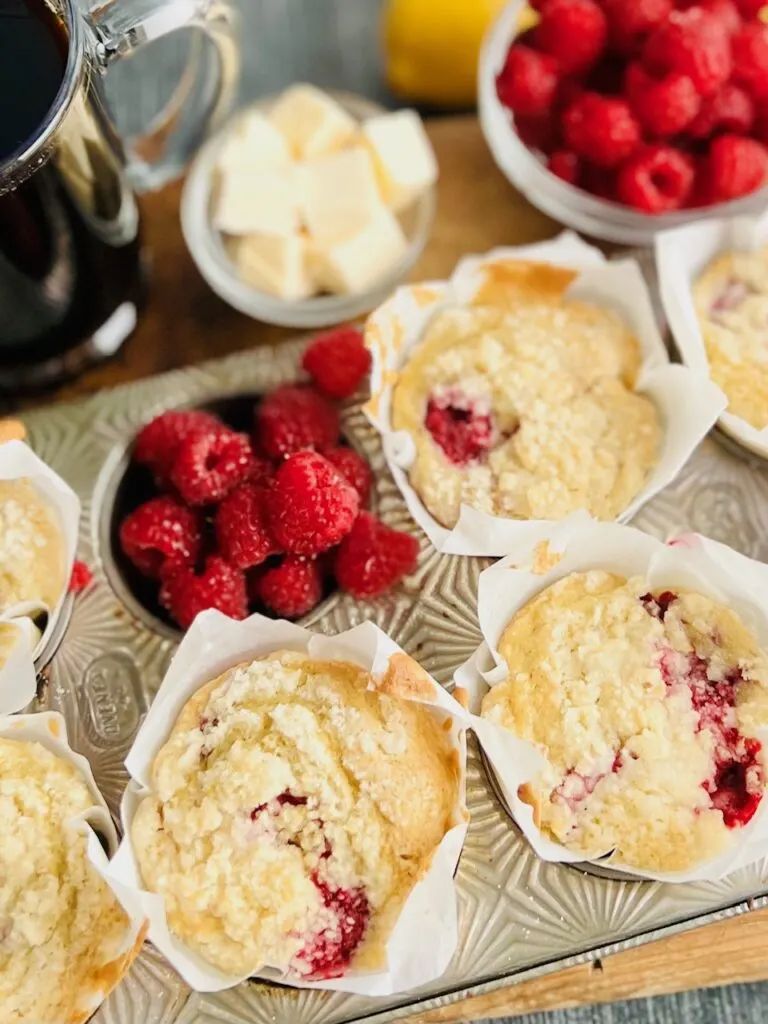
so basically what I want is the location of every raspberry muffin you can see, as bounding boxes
[0,479,66,615]
[391,263,660,528]
[131,650,460,980]
[0,739,135,1023]
[481,571,768,873]
[694,247,768,430]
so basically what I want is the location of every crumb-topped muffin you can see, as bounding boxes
[0,739,132,1024]
[481,571,768,872]
[0,479,66,614]
[131,651,460,979]
[390,264,660,528]
[694,248,768,430]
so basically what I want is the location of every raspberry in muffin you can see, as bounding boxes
[481,571,768,873]
[0,479,66,615]
[131,651,460,980]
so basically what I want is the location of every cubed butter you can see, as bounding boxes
[311,205,408,295]
[214,166,300,237]
[301,146,381,243]
[362,109,438,212]
[218,112,291,174]
[231,233,313,301]
[269,84,357,160]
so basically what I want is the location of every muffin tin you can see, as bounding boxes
[22,337,768,1024]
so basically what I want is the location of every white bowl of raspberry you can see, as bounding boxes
[479,0,768,246]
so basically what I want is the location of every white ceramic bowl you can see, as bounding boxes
[478,0,768,246]
[181,91,436,329]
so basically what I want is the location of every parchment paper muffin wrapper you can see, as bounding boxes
[456,512,768,883]
[0,712,147,1024]
[0,441,80,713]
[656,210,768,458]
[104,611,470,995]
[364,231,727,556]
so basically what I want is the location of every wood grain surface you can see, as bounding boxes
[32,115,768,1021]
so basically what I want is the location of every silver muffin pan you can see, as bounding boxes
[19,338,768,1024]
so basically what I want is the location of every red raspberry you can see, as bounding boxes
[160,556,247,630]
[732,24,768,100]
[687,83,754,137]
[323,447,373,506]
[496,45,559,116]
[133,410,220,488]
[119,497,202,579]
[705,133,768,198]
[249,453,275,484]
[548,150,581,183]
[170,426,254,507]
[537,0,608,74]
[266,451,359,555]
[601,0,673,55]
[582,162,619,199]
[215,482,280,570]
[335,512,419,600]
[301,327,372,401]
[298,877,370,980]
[69,560,93,594]
[256,386,340,459]
[752,102,768,143]
[677,0,742,34]
[514,114,560,154]
[616,144,695,211]
[257,556,324,619]
[562,93,641,167]
[734,0,766,17]
[625,62,701,136]
[642,9,732,97]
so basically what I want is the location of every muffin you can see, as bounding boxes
[693,247,768,430]
[131,650,460,980]
[391,261,660,528]
[0,479,67,614]
[481,570,768,873]
[0,738,135,1023]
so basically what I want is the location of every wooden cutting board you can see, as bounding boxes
[30,114,768,1022]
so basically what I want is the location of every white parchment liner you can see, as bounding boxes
[0,441,80,713]
[656,210,768,458]
[0,712,147,1024]
[364,232,726,556]
[105,611,470,995]
[457,513,768,882]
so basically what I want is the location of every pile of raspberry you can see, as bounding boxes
[496,0,768,212]
[118,327,419,630]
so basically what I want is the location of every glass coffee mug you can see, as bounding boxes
[0,0,239,388]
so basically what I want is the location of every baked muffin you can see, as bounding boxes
[391,262,659,528]
[131,650,460,980]
[0,479,67,614]
[0,739,135,1023]
[481,571,768,873]
[693,247,768,430]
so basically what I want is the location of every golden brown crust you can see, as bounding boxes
[0,420,25,444]
[375,652,438,701]
[470,260,578,309]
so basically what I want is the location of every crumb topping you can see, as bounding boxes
[0,480,66,614]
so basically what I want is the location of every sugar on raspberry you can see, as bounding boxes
[731,23,768,101]
[255,385,340,459]
[496,45,559,117]
[705,133,768,200]
[133,409,221,487]
[536,0,608,75]
[335,512,419,600]
[562,93,641,168]
[687,82,754,138]
[215,481,280,570]
[624,62,701,137]
[257,556,324,619]
[119,496,202,579]
[642,8,732,97]
[301,327,371,401]
[323,446,373,506]
[170,425,254,507]
[616,144,695,212]
[159,555,247,630]
[601,0,672,56]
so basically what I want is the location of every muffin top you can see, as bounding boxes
[0,738,131,1024]
[481,571,768,873]
[0,479,66,614]
[131,650,460,979]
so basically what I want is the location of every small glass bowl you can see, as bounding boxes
[181,91,436,329]
[478,0,768,246]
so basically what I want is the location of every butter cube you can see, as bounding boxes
[232,233,313,301]
[311,206,408,295]
[362,110,438,213]
[269,84,357,160]
[301,146,381,243]
[218,112,291,174]
[214,166,300,237]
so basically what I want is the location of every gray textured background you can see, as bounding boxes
[91,0,766,1020]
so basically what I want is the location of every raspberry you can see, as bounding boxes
[249,453,275,484]
[159,556,247,630]
[752,102,768,143]
[562,93,641,167]
[266,451,359,555]
[496,45,559,116]
[257,556,324,619]
[301,327,372,401]
[734,0,766,17]
[215,482,280,570]
[601,0,673,55]
[297,877,370,980]
[335,512,419,600]
[582,162,619,199]
[705,133,768,198]
[256,386,340,459]
[677,0,742,34]
[425,389,495,466]
[514,113,560,154]
[548,150,581,183]
[170,426,254,507]
[625,62,701,136]
[323,446,373,506]
[687,82,754,137]
[537,0,608,74]
[732,24,768,100]
[642,9,732,97]
[133,409,220,487]
[69,560,93,594]
[616,144,695,211]
[119,497,202,579]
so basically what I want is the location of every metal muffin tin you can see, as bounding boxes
[20,338,768,1024]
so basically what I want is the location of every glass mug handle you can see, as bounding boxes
[86,0,240,192]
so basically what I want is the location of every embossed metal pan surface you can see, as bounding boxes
[22,340,768,1024]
